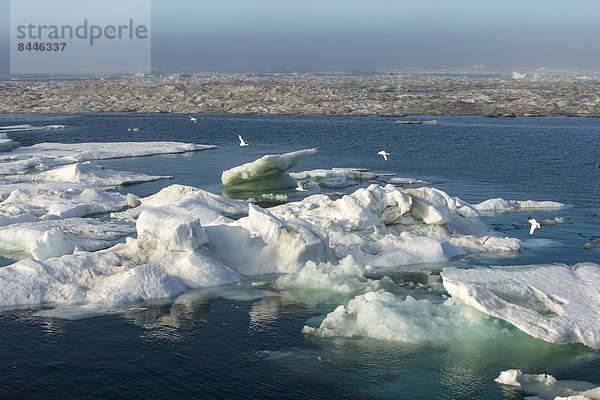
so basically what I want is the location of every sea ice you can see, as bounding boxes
[290,168,377,182]
[206,203,330,275]
[302,291,499,343]
[113,184,248,225]
[387,177,428,185]
[475,198,564,213]
[0,217,134,254]
[0,124,67,133]
[267,184,515,267]
[0,213,242,309]
[495,369,600,400]
[290,167,377,188]
[6,162,171,187]
[222,148,317,192]
[29,227,75,260]
[274,255,378,294]
[442,263,600,348]
[136,206,208,251]
[0,182,128,221]
[0,141,214,175]
[0,137,16,151]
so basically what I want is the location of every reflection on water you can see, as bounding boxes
[124,300,211,331]
[248,297,281,334]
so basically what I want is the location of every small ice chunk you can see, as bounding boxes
[275,256,372,293]
[30,228,75,260]
[475,198,564,213]
[222,148,317,191]
[406,187,453,225]
[495,369,599,400]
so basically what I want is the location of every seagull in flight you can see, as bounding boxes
[238,134,249,147]
[296,180,307,192]
[528,216,541,236]
[187,114,198,124]
[377,150,390,161]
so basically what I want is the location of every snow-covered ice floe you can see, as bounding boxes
[0,179,526,311]
[0,132,17,151]
[301,290,502,343]
[0,182,130,223]
[0,206,242,311]
[495,369,600,400]
[0,124,67,133]
[1,147,569,317]
[0,141,214,175]
[0,162,170,187]
[442,263,600,348]
[113,184,249,225]
[0,218,134,259]
[290,168,378,189]
[474,198,565,213]
[222,148,317,192]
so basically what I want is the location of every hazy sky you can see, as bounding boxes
[2,0,600,74]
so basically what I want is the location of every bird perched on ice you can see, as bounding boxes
[187,114,198,124]
[528,216,541,236]
[238,134,249,147]
[296,180,307,192]
[377,150,390,161]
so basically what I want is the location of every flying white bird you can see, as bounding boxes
[296,180,307,192]
[377,150,390,161]
[238,134,249,147]
[528,216,541,236]
[188,115,198,124]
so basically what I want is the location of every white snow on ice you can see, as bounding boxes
[495,369,600,400]
[0,141,214,175]
[222,148,317,191]
[474,198,565,213]
[442,263,600,348]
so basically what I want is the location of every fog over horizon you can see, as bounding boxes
[2,0,600,74]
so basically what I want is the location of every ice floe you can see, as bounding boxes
[0,144,571,318]
[267,184,518,267]
[205,203,330,275]
[540,216,571,226]
[0,141,214,175]
[274,255,378,294]
[113,184,249,225]
[222,148,317,192]
[0,210,241,310]
[0,134,17,151]
[0,162,170,187]
[290,168,377,189]
[0,124,67,133]
[475,198,565,213]
[442,263,600,348]
[387,177,429,185]
[0,218,134,255]
[495,369,600,400]
[0,182,128,222]
[302,291,499,343]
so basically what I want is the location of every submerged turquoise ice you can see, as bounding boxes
[0,114,599,399]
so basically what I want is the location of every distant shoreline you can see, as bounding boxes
[2,72,599,116]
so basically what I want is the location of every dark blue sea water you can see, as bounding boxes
[0,114,599,399]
